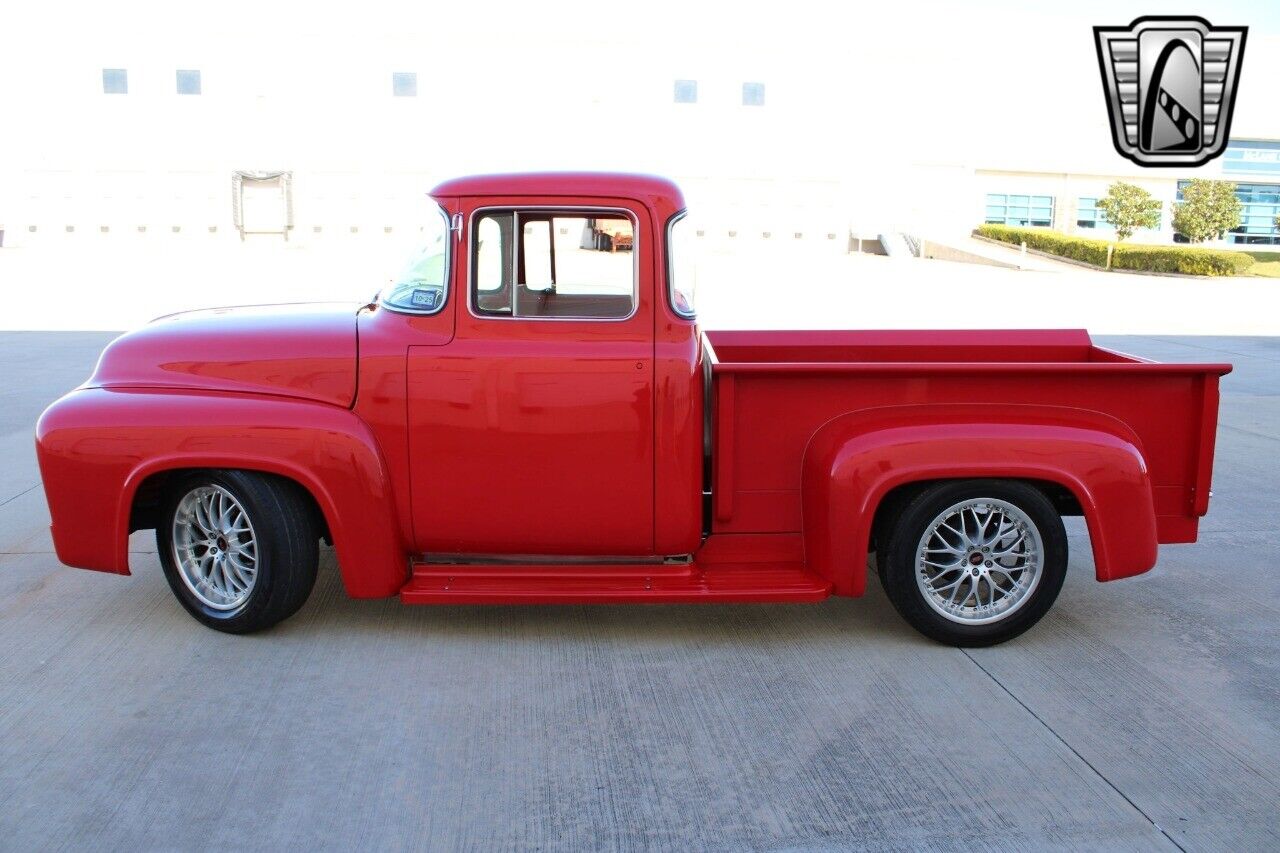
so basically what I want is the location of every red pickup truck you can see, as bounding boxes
[36,173,1231,646]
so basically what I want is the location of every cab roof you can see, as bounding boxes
[430,172,684,210]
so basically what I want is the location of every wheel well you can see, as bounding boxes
[128,467,332,544]
[869,477,1082,554]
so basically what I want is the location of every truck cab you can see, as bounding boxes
[36,172,1232,645]
[371,173,702,559]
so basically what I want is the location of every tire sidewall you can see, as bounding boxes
[882,481,1068,646]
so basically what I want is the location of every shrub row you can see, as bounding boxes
[976,224,1112,266]
[975,224,1255,277]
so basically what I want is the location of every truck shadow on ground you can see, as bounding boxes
[113,533,1101,649]
[114,545,942,648]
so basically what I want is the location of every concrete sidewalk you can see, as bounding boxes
[0,334,1277,850]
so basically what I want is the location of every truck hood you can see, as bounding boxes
[88,302,364,407]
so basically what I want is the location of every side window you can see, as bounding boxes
[471,210,636,320]
[474,212,514,314]
[522,219,554,289]
[666,212,696,318]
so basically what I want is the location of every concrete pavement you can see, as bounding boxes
[0,334,1277,851]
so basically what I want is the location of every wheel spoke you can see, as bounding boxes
[991,532,1027,558]
[931,573,966,593]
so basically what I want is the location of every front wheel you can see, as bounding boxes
[157,470,319,634]
[879,480,1068,647]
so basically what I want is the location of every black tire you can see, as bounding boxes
[878,480,1067,647]
[156,470,319,634]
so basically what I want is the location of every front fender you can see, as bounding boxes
[801,405,1156,596]
[36,387,407,598]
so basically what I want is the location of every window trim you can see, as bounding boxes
[377,202,452,316]
[665,209,695,320]
[467,205,640,323]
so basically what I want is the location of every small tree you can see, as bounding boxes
[1172,179,1242,243]
[1095,182,1162,242]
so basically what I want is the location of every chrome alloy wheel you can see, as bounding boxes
[171,485,258,611]
[915,498,1044,625]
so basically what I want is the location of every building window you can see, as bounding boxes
[1077,196,1161,232]
[1076,198,1108,229]
[176,69,201,95]
[392,72,417,97]
[102,69,128,94]
[984,194,1054,228]
[742,82,765,106]
[1178,180,1280,245]
[673,79,697,104]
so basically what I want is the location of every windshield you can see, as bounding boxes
[379,204,450,313]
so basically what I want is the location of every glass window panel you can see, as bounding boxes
[521,220,553,290]
[674,79,697,103]
[392,72,417,97]
[667,213,696,318]
[379,205,450,314]
[473,211,635,320]
[102,68,127,94]
[474,213,513,315]
[176,69,201,95]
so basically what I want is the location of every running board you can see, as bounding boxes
[400,561,831,605]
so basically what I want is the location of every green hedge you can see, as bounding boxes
[1112,245,1254,276]
[975,224,1255,277]
[977,224,1112,266]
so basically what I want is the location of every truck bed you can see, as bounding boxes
[705,329,1232,544]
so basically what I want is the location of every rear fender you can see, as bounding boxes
[800,404,1156,596]
[36,388,407,598]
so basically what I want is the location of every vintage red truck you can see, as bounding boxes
[35,173,1231,645]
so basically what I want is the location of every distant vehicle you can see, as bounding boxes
[36,173,1231,645]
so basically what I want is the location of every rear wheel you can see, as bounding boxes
[879,480,1067,646]
[157,470,319,633]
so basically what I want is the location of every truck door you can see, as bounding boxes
[407,199,655,556]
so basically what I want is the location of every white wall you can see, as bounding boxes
[1,0,1277,251]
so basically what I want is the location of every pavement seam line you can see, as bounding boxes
[958,648,1187,853]
[1143,336,1280,364]
[1218,422,1280,444]
[0,483,39,509]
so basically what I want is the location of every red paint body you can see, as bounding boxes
[35,173,1231,605]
